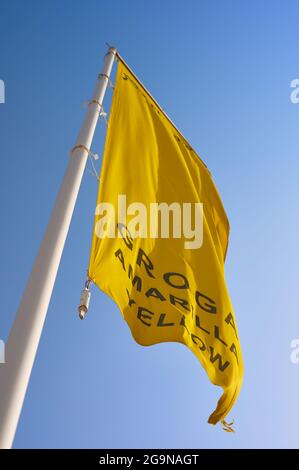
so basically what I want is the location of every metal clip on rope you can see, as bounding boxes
[78,278,92,320]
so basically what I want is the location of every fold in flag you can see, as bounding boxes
[88,58,243,425]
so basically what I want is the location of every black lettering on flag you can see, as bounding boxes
[169,295,190,311]
[128,264,142,292]
[126,289,136,307]
[191,334,206,351]
[115,248,126,271]
[136,249,155,279]
[225,312,238,339]
[195,291,217,314]
[209,347,230,371]
[230,343,239,364]
[137,306,154,327]
[157,313,175,327]
[195,315,210,334]
[163,272,189,289]
[180,315,190,334]
[117,223,133,250]
[145,287,166,301]
[214,325,228,347]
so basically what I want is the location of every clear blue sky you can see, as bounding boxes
[1,0,299,448]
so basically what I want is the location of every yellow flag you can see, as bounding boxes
[88,59,243,425]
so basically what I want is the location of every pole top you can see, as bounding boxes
[105,43,117,55]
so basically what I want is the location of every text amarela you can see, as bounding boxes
[114,224,239,372]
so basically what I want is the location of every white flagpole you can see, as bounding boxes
[0,46,117,449]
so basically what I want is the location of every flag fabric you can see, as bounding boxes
[88,58,243,425]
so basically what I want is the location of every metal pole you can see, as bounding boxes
[0,46,117,449]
